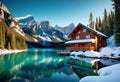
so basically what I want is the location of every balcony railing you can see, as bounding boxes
[66,47,95,51]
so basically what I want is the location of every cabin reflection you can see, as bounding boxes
[67,57,105,78]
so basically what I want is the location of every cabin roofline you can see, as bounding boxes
[68,23,108,38]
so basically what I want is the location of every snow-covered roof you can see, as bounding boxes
[65,39,95,44]
[69,23,107,38]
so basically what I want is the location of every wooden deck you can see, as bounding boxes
[57,52,70,56]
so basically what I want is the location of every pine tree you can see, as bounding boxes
[102,8,111,36]
[110,11,115,35]
[95,17,99,31]
[112,0,120,46]
[98,17,102,32]
[89,12,94,28]
[108,13,113,36]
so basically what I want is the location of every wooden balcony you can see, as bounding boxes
[66,47,95,51]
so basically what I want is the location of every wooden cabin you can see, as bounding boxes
[65,23,107,51]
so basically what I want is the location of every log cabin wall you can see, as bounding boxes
[67,23,107,51]
[69,26,95,40]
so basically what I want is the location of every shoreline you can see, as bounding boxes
[0,49,27,55]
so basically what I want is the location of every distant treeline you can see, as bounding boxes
[89,9,114,37]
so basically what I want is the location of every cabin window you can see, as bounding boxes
[83,29,86,33]
[76,35,80,40]
[86,35,90,39]
[78,31,80,34]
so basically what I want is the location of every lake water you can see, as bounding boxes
[0,48,120,82]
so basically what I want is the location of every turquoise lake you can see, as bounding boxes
[0,48,120,82]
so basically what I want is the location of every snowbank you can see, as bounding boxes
[100,47,114,57]
[0,49,27,55]
[80,70,120,82]
[75,51,84,56]
[70,51,77,55]
[69,47,120,59]
[98,63,120,76]
[100,47,120,58]
[84,51,100,58]
[79,64,120,82]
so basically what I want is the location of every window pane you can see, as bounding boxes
[83,29,86,33]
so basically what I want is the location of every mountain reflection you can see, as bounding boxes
[0,48,79,82]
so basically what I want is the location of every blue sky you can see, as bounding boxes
[1,0,113,27]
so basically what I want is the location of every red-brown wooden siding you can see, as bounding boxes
[66,24,107,51]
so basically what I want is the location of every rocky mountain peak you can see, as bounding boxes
[69,23,75,27]
[40,21,51,29]
[16,15,35,23]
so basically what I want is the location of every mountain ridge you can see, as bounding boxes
[16,15,75,42]
[16,15,66,43]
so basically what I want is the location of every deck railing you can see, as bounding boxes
[66,47,95,51]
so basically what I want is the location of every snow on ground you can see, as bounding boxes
[107,35,115,47]
[69,47,120,59]
[69,35,120,82]
[98,63,120,76]
[84,51,100,58]
[0,49,27,55]
[79,64,120,82]
[100,47,114,57]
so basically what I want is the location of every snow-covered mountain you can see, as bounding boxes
[54,23,75,35]
[54,23,75,40]
[16,15,64,42]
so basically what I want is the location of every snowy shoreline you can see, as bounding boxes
[0,49,27,55]
[79,63,120,82]
[69,47,120,60]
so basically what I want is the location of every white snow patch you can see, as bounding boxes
[70,51,77,55]
[84,51,101,58]
[98,63,120,76]
[0,49,27,55]
[69,47,120,59]
[100,47,114,57]
[75,51,84,56]
[80,71,120,82]
[33,35,52,41]
[80,64,120,82]
[65,39,95,44]
[16,14,32,20]
[111,47,120,58]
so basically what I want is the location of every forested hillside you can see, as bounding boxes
[0,19,27,49]
[0,2,35,50]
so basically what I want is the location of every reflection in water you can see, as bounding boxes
[66,57,120,78]
[0,48,79,82]
[67,57,105,78]
[0,48,119,82]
